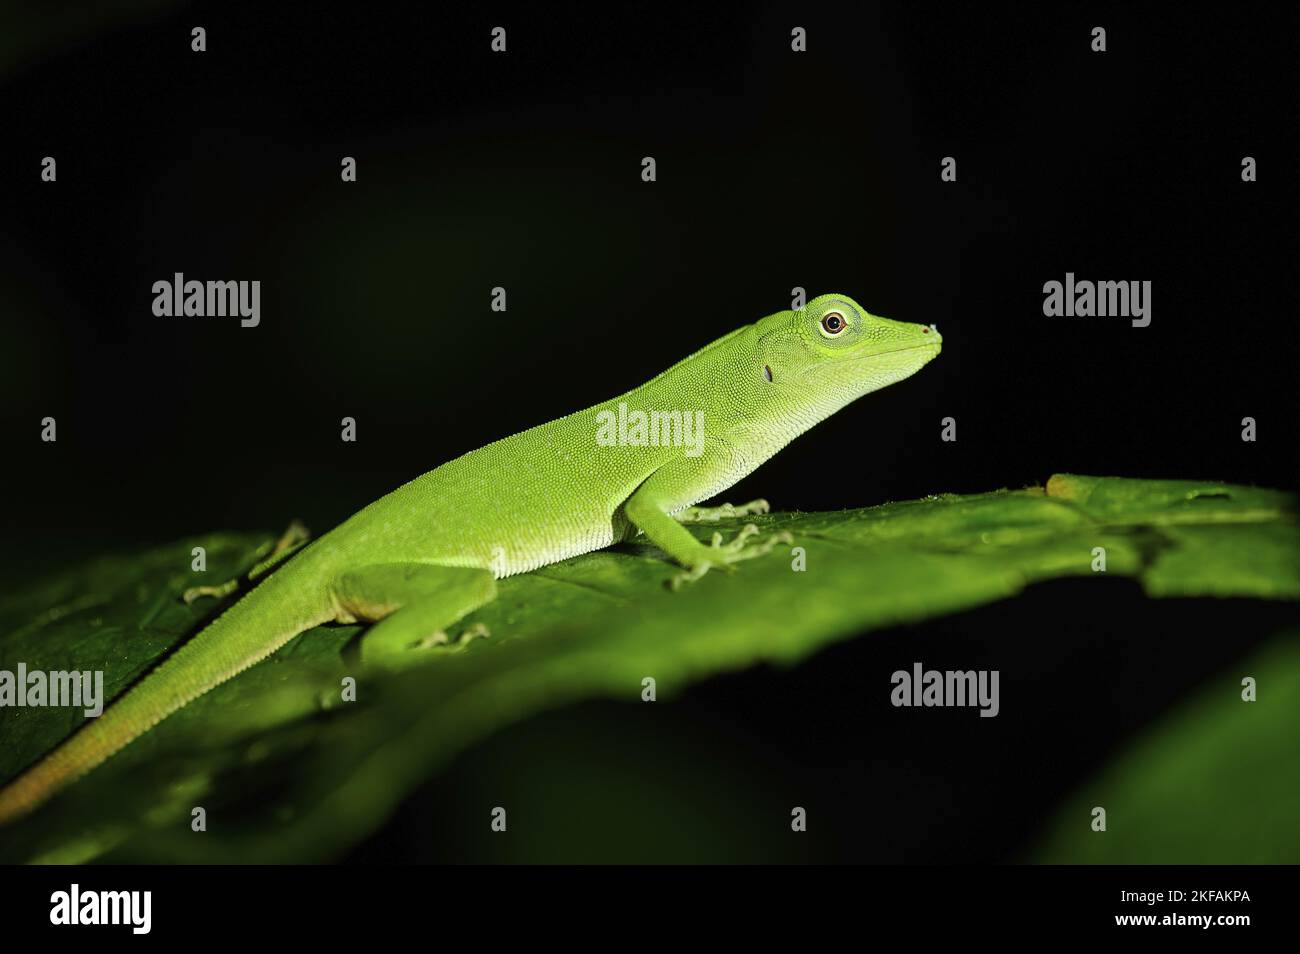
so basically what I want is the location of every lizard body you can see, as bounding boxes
[0,293,941,822]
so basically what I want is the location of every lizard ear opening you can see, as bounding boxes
[762,364,774,383]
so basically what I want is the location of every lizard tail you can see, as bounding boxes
[0,566,333,826]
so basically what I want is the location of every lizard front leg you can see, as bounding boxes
[625,453,791,590]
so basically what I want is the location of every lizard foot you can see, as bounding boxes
[266,519,311,558]
[414,622,491,652]
[182,580,239,604]
[668,524,794,590]
[676,499,771,523]
[182,520,311,604]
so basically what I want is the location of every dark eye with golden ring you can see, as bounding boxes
[820,310,846,336]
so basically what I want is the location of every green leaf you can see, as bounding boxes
[0,474,1295,862]
[1031,633,1300,863]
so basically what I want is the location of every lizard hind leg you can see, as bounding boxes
[330,563,497,670]
[183,519,312,604]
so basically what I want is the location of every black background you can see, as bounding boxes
[0,1,1294,862]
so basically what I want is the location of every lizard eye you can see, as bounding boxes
[819,310,847,337]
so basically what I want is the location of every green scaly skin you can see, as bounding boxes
[0,293,941,823]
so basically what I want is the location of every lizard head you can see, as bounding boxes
[753,293,941,411]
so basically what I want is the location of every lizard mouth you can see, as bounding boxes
[853,339,943,362]
[870,325,942,356]
[868,341,940,356]
[795,340,940,381]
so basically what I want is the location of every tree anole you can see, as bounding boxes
[0,294,941,823]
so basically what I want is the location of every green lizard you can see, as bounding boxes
[0,293,941,823]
